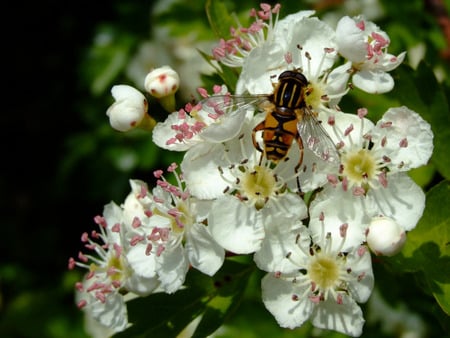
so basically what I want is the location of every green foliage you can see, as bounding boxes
[115,259,254,338]
[387,180,450,315]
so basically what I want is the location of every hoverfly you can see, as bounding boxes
[198,70,339,190]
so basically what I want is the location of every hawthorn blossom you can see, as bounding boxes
[180,118,320,254]
[212,4,340,96]
[336,15,406,93]
[122,167,225,293]
[152,84,249,151]
[322,106,433,233]
[68,202,158,333]
[258,208,374,337]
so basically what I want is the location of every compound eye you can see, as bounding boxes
[278,71,308,86]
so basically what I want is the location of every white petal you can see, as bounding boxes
[125,273,160,296]
[236,41,286,95]
[263,192,307,223]
[126,245,157,279]
[309,186,369,251]
[158,245,189,293]
[310,296,365,337]
[346,247,374,303]
[89,293,128,332]
[380,51,406,71]
[254,221,310,273]
[352,70,394,93]
[326,62,352,106]
[185,223,225,276]
[336,16,367,62]
[200,106,248,142]
[367,173,425,231]
[261,273,314,329]
[152,111,202,151]
[286,17,337,76]
[208,196,264,254]
[181,143,229,199]
[372,106,433,170]
[319,110,375,148]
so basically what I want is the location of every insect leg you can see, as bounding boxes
[252,120,266,165]
[295,134,304,195]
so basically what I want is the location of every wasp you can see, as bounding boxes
[198,70,339,190]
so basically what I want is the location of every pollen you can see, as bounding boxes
[304,82,324,110]
[240,165,277,208]
[308,254,340,290]
[341,149,376,185]
[107,256,124,281]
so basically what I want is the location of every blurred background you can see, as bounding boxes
[1,0,449,337]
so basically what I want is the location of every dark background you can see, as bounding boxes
[2,1,155,335]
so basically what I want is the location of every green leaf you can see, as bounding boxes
[79,25,136,96]
[114,259,254,338]
[387,180,450,315]
[389,62,450,180]
[205,0,236,39]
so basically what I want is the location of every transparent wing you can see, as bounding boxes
[197,94,269,117]
[297,107,340,164]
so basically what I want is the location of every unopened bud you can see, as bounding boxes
[366,216,406,256]
[106,85,153,132]
[144,65,180,112]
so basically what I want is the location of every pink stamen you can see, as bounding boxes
[356,20,365,31]
[344,124,354,136]
[111,223,120,233]
[357,107,368,118]
[339,223,348,237]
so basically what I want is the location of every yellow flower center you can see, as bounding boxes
[107,256,125,281]
[308,254,340,290]
[240,165,277,209]
[342,149,376,185]
[174,201,193,234]
[304,82,324,110]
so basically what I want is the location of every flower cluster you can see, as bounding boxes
[69,3,433,337]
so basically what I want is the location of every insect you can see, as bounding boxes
[199,70,339,190]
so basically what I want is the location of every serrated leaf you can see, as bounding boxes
[205,0,236,39]
[387,180,450,314]
[114,259,254,338]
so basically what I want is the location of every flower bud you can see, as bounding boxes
[366,216,406,256]
[106,85,151,132]
[144,66,180,112]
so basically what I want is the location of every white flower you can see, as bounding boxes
[322,106,433,232]
[122,167,225,293]
[181,119,311,254]
[336,15,406,93]
[106,85,149,132]
[68,202,157,333]
[152,85,248,151]
[259,211,374,337]
[234,10,339,96]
